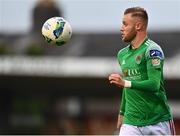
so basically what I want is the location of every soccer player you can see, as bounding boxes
[109,7,176,135]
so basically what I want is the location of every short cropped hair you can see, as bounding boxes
[124,7,148,26]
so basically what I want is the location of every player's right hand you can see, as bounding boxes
[117,114,123,129]
[109,74,125,88]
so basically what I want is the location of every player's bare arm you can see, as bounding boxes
[117,114,123,129]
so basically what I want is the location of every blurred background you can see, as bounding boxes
[0,0,180,134]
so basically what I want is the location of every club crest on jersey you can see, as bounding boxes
[135,55,142,64]
[149,50,163,59]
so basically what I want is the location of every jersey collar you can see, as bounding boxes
[128,37,148,50]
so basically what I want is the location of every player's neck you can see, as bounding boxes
[131,32,147,49]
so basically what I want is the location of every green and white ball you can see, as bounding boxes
[42,17,72,46]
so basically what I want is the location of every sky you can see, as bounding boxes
[0,0,180,34]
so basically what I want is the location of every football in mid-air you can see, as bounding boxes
[42,17,72,46]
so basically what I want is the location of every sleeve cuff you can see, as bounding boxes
[124,80,131,88]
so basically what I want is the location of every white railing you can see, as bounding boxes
[0,55,179,79]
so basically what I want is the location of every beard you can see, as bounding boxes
[122,29,137,43]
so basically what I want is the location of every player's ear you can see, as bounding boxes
[135,22,142,31]
[135,22,143,31]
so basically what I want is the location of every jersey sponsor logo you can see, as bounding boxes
[123,69,141,77]
[149,50,163,59]
[152,58,160,66]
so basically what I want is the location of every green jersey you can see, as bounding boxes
[118,38,172,126]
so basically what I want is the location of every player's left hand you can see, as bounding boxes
[109,74,125,88]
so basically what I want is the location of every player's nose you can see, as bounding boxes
[120,26,124,33]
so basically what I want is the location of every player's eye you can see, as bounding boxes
[122,21,128,27]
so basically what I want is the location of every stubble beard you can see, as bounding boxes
[122,30,137,43]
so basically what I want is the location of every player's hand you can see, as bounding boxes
[109,74,125,88]
[117,114,123,129]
